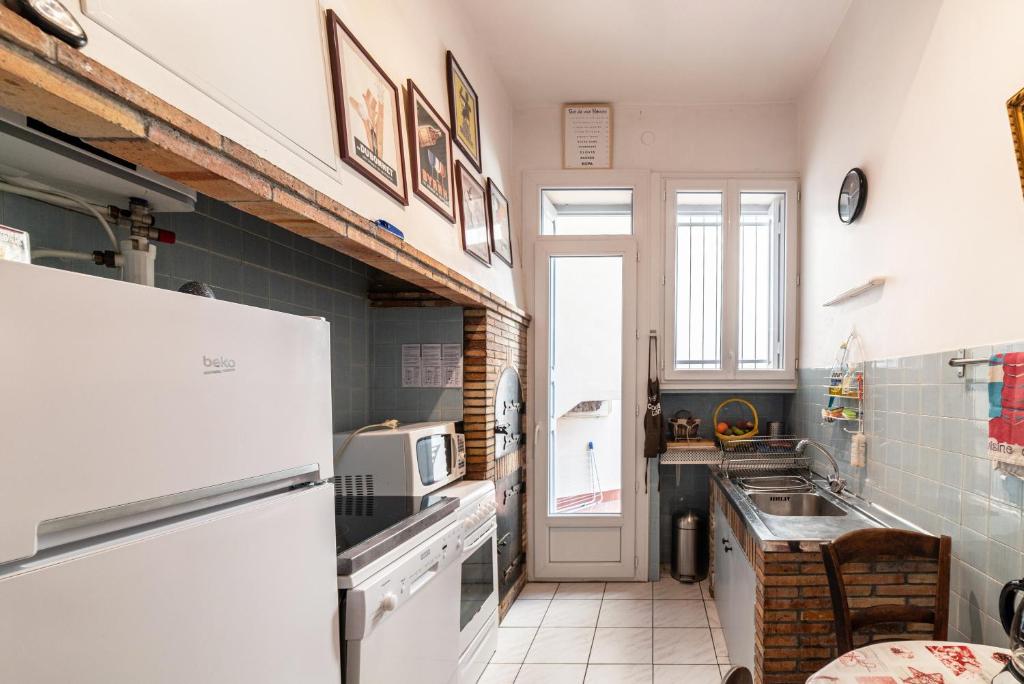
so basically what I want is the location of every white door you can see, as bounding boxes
[532,238,639,580]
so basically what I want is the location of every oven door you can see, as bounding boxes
[459,518,498,656]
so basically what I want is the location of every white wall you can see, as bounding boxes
[513,103,799,175]
[798,0,1024,367]
[66,0,522,305]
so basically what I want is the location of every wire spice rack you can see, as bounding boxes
[821,331,865,435]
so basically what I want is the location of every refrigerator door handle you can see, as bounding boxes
[31,464,324,558]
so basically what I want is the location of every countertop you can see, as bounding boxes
[335,496,460,576]
[710,468,920,552]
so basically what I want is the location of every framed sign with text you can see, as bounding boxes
[562,103,612,169]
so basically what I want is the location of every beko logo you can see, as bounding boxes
[203,355,237,375]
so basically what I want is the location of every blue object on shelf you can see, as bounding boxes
[373,219,405,240]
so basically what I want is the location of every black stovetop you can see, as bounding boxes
[333,491,451,558]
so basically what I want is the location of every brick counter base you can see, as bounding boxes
[711,484,940,684]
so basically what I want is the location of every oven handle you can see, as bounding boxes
[463,520,497,558]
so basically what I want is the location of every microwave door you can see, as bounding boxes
[416,434,451,486]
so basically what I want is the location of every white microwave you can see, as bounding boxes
[333,421,466,497]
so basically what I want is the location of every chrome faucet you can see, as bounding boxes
[795,439,848,495]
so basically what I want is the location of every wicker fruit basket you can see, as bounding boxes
[713,397,759,449]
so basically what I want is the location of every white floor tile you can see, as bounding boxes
[652,600,708,628]
[698,579,712,599]
[604,582,654,599]
[541,600,601,628]
[711,628,729,660]
[589,627,654,664]
[519,583,559,600]
[524,627,595,664]
[554,582,606,600]
[652,578,702,600]
[493,627,537,663]
[584,663,653,683]
[652,628,717,665]
[653,664,722,684]
[503,600,550,628]
[515,664,587,684]
[597,599,653,627]
[479,663,520,684]
[704,600,721,628]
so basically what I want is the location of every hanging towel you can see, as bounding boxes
[989,352,1024,476]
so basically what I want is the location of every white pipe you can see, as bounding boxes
[31,249,95,262]
[0,180,118,250]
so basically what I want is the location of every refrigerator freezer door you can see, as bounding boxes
[0,484,341,683]
[0,261,333,564]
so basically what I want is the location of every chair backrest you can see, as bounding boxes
[720,665,753,684]
[820,528,951,655]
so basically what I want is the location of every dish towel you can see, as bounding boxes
[989,352,1024,476]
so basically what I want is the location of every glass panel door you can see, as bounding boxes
[548,255,624,515]
[533,238,637,580]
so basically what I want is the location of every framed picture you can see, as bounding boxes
[405,80,455,222]
[446,51,482,172]
[455,161,490,266]
[326,10,408,205]
[1008,86,1024,200]
[486,179,513,267]
[562,103,612,169]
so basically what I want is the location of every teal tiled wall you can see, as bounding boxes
[368,307,464,424]
[1,191,371,432]
[788,343,1024,646]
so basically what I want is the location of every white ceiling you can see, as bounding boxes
[452,0,852,107]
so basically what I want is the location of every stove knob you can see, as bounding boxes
[380,592,398,612]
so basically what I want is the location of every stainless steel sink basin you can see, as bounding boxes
[736,475,812,493]
[747,492,846,517]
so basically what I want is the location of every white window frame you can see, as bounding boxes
[662,177,798,391]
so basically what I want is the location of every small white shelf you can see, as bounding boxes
[822,277,886,307]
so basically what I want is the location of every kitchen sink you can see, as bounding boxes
[747,492,846,517]
[736,475,812,493]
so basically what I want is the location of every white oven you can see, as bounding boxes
[333,421,466,497]
[437,479,499,683]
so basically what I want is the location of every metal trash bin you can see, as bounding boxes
[672,511,700,582]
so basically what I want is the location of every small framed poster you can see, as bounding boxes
[405,79,455,222]
[485,178,513,267]
[455,161,490,266]
[1008,85,1024,200]
[447,51,482,172]
[326,10,408,205]
[562,103,612,169]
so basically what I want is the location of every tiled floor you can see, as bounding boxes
[482,575,730,684]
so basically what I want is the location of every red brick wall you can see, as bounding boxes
[464,308,530,618]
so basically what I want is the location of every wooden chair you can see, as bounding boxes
[820,528,951,655]
[720,666,753,684]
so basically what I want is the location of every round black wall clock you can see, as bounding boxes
[837,168,867,224]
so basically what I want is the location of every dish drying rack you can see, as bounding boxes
[660,435,813,475]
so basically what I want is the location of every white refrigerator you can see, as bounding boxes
[0,261,342,682]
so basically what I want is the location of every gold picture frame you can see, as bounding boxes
[1008,86,1024,200]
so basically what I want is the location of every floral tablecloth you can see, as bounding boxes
[808,642,1013,684]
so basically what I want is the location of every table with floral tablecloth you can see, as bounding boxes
[808,641,1013,683]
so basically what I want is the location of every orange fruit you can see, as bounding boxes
[716,422,730,434]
